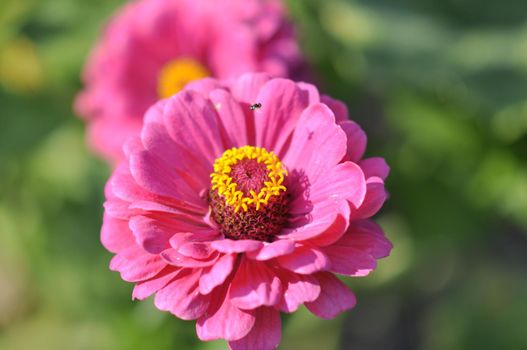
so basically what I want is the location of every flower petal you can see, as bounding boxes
[101,214,135,254]
[340,120,366,163]
[276,245,329,274]
[109,245,166,282]
[283,198,349,242]
[199,253,236,295]
[140,116,211,192]
[305,272,356,319]
[129,215,213,254]
[360,157,390,180]
[160,248,218,268]
[246,239,295,261]
[128,216,172,254]
[211,239,263,254]
[129,149,207,209]
[230,72,272,105]
[209,88,249,147]
[321,246,376,277]
[310,161,366,210]
[254,78,309,156]
[163,90,226,164]
[228,307,281,350]
[197,287,255,341]
[297,82,320,105]
[283,103,347,183]
[321,95,348,123]
[103,176,134,220]
[353,180,388,219]
[132,267,181,300]
[109,162,165,208]
[178,241,214,260]
[321,220,391,276]
[276,271,320,313]
[230,258,282,309]
[185,78,224,96]
[154,270,211,320]
[305,209,350,247]
[353,220,393,258]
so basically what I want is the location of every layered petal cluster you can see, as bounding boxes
[76,0,305,162]
[102,73,392,350]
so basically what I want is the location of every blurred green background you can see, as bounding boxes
[1,0,526,349]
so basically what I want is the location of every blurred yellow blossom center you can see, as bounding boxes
[157,58,209,98]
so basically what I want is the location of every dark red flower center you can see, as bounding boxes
[208,146,289,242]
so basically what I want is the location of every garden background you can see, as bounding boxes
[1,0,526,349]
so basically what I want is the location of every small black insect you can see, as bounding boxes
[250,103,262,110]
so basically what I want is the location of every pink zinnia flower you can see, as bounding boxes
[102,73,392,350]
[75,0,304,163]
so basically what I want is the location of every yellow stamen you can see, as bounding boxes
[157,58,209,99]
[210,146,288,212]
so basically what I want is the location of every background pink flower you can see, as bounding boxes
[102,73,392,350]
[75,0,305,163]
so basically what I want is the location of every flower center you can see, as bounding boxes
[157,58,209,98]
[209,146,289,242]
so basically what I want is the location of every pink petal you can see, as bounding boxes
[140,118,211,192]
[178,241,214,260]
[211,239,263,254]
[246,239,295,261]
[310,161,366,210]
[360,157,390,180]
[199,254,236,295]
[282,103,347,184]
[86,114,142,163]
[228,307,281,350]
[344,220,393,259]
[340,120,367,163]
[109,162,156,204]
[276,245,329,274]
[229,258,282,309]
[185,78,224,96]
[297,82,320,105]
[128,200,209,220]
[122,135,144,158]
[321,95,348,122]
[132,267,181,300]
[129,215,213,255]
[128,216,173,254]
[163,90,226,164]
[100,214,135,254]
[160,248,218,268]
[168,231,218,249]
[254,78,309,156]
[129,149,207,209]
[321,246,376,277]
[209,88,249,147]
[230,72,272,104]
[283,199,349,242]
[209,22,258,78]
[110,159,204,214]
[197,287,256,341]
[154,270,211,320]
[276,271,320,313]
[109,245,166,282]
[305,273,356,319]
[103,178,133,220]
[304,209,349,248]
[103,196,130,220]
[322,220,391,276]
[353,180,388,219]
